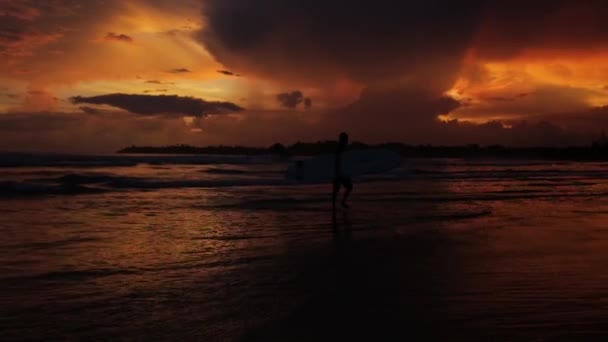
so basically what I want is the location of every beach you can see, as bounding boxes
[2,155,608,340]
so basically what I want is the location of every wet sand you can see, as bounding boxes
[243,212,608,341]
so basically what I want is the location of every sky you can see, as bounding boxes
[3,0,608,152]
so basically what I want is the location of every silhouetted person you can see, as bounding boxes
[333,132,353,213]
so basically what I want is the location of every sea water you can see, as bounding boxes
[2,153,608,340]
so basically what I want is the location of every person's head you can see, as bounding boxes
[339,132,349,147]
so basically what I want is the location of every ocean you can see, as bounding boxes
[2,153,608,340]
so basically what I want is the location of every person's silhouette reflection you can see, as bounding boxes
[332,132,353,215]
[332,209,352,252]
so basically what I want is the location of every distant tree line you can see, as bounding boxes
[118,140,608,161]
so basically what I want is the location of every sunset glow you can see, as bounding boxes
[5,2,608,340]
[3,0,608,151]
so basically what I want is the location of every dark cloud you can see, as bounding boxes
[70,93,244,117]
[144,88,169,94]
[0,27,23,42]
[144,80,174,85]
[190,103,593,148]
[479,93,532,103]
[277,90,304,109]
[0,0,80,19]
[104,32,133,43]
[143,89,168,93]
[311,86,599,146]
[0,105,602,154]
[0,1,41,21]
[217,69,239,76]
[0,17,63,58]
[144,80,175,86]
[0,0,80,22]
[199,1,608,90]
[16,68,34,74]
[456,85,598,121]
[304,98,312,109]
[199,0,483,91]
[79,106,100,114]
[485,97,512,102]
[434,119,587,147]
[2,93,19,99]
[473,1,608,60]
[168,68,191,73]
[319,88,462,142]
[530,105,608,132]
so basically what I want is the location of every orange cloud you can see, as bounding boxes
[0,29,63,59]
[6,0,608,151]
[20,87,59,112]
[0,1,41,21]
[168,68,191,74]
[446,48,608,125]
[104,32,133,43]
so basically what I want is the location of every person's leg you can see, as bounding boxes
[341,178,352,208]
[332,178,340,213]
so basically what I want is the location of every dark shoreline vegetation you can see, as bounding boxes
[118,141,608,161]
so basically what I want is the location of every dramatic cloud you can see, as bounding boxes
[317,88,463,142]
[277,91,304,109]
[472,1,608,60]
[198,1,608,129]
[70,93,244,117]
[104,32,133,43]
[275,91,313,109]
[531,105,608,132]
[199,0,483,92]
[183,105,592,148]
[168,68,191,73]
[307,86,599,146]
[0,106,596,154]
[199,1,608,84]
[304,98,312,109]
[5,0,608,152]
[451,85,603,122]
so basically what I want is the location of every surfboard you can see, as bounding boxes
[285,148,402,182]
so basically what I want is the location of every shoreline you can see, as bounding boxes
[117,143,608,161]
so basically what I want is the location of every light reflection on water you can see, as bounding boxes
[1,160,608,339]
